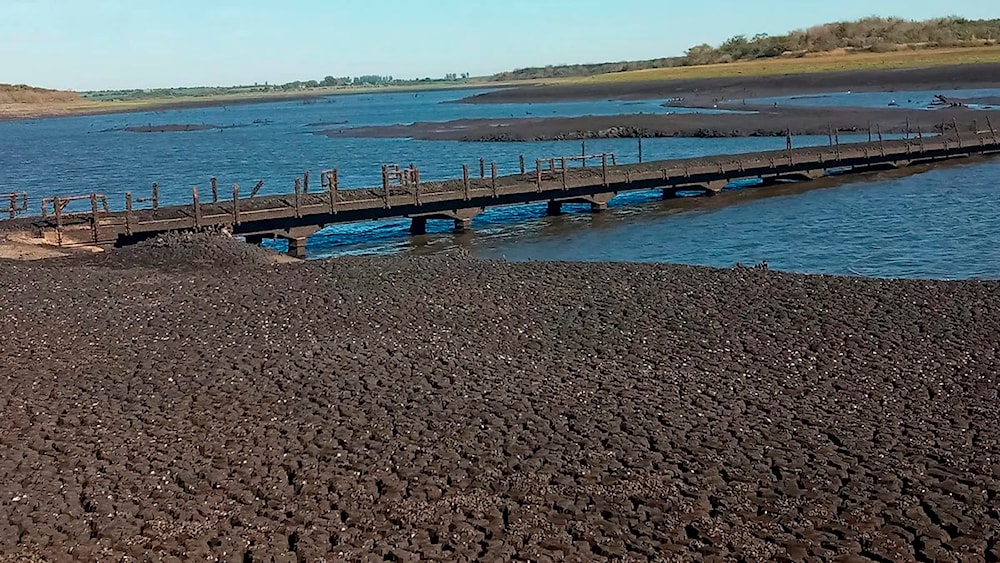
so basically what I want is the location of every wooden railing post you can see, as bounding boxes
[581,141,586,167]
[382,165,391,209]
[601,154,608,186]
[152,182,159,210]
[303,170,310,193]
[638,135,643,163]
[413,165,421,206]
[917,126,925,152]
[462,164,470,200]
[90,193,99,242]
[988,115,998,144]
[535,160,542,192]
[479,158,485,179]
[211,177,218,203]
[192,187,201,228]
[519,155,525,175]
[53,196,63,246]
[293,177,302,218]
[125,192,133,236]
[834,129,841,160]
[953,118,963,148]
[233,184,241,225]
[491,162,498,197]
[877,124,885,157]
[327,169,338,214]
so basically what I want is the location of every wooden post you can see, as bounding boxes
[294,177,302,218]
[581,140,586,167]
[905,117,910,141]
[953,118,963,148]
[611,153,617,166]
[535,160,542,192]
[413,166,421,206]
[786,131,793,165]
[303,170,310,193]
[53,196,63,246]
[561,162,567,190]
[827,124,834,146]
[601,154,608,187]
[868,122,872,143]
[233,184,241,224]
[463,164,470,200]
[90,193,99,243]
[479,158,485,179]
[877,124,885,157]
[152,182,159,210]
[192,187,201,228]
[519,154,525,175]
[491,162,498,197]
[382,165,391,208]
[638,136,643,163]
[917,126,925,152]
[327,169,338,214]
[211,177,218,203]
[988,115,998,144]
[834,129,841,160]
[125,192,133,235]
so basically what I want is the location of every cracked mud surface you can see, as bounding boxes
[1,234,999,561]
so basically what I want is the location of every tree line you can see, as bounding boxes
[492,16,1000,81]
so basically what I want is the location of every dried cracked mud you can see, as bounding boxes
[1,234,999,561]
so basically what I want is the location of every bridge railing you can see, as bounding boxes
[5,192,28,219]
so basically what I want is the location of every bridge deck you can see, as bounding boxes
[5,133,999,254]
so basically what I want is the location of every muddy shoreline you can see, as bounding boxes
[321,64,1000,141]
[321,106,993,141]
[1,234,999,560]
[458,63,1000,105]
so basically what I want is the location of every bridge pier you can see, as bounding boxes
[663,181,726,199]
[549,193,614,214]
[286,237,308,259]
[410,207,483,235]
[245,234,265,246]
[410,217,427,235]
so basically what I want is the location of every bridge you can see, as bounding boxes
[4,129,999,258]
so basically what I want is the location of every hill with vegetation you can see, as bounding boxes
[492,16,1000,81]
[0,84,80,105]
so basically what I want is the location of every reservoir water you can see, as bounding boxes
[1,88,998,279]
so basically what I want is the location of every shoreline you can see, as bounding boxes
[320,106,991,141]
[2,233,998,559]
[0,83,502,123]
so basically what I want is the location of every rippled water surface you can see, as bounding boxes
[1,88,999,279]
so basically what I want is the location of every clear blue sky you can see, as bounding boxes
[1,0,996,91]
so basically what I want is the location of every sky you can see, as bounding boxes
[1,0,997,91]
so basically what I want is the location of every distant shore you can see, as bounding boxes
[0,83,497,122]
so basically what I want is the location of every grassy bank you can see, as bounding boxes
[555,45,1000,84]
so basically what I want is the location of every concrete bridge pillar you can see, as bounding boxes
[286,237,308,259]
[275,225,321,259]
[410,217,428,235]
[410,207,483,235]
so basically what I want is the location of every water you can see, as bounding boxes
[2,88,999,279]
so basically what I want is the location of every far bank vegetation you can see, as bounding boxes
[493,16,1000,81]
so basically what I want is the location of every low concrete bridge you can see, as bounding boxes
[5,131,999,258]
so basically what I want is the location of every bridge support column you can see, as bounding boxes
[590,201,609,213]
[454,217,473,233]
[286,237,307,259]
[546,201,562,216]
[410,217,427,235]
[245,234,265,246]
